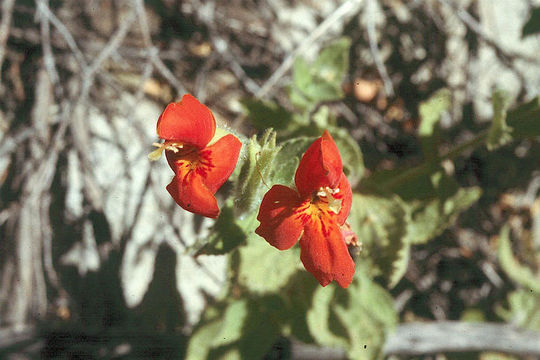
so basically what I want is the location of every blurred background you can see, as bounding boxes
[1,0,540,359]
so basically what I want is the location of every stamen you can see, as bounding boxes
[316,186,342,214]
[148,141,184,161]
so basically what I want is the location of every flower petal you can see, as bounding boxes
[198,134,242,193]
[157,94,216,148]
[333,172,352,225]
[255,185,306,250]
[299,217,355,288]
[166,172,219,218]
[295,130,343,197]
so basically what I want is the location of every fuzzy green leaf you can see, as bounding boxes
[419,88,451,159]
[241,98,293,131]
[289,37,351,109]
[522,7,540,37]
[402,172,481,245]
[270,136,314,186]
[348,194,409,287]
[497,289,540,332]
[237,237,302,294]
[506,96,540,138]
[497,225,540,292]
[195,205,247,256]
[186,297,284,360]
[487,89,513,150]
[233,129,280,215]
[307,266,397,360]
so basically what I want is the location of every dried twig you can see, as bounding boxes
[256,0,365,99]
[37,0,59,87]
[35,0,88,71]
[133,0,187,97]
[365,0,394,96]
[0,0,16,81]
[384,321,540,356]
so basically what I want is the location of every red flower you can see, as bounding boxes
[255,131,356,288]
[151,94,242,218]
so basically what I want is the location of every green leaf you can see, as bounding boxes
[487,89,513,150]
[497,225,540,292]
[522,7,540,37]
[213,300,249,347]
[233,129,280,215]
[402,172,481,245]
[280,272,319,343]
[314,37,352,86]
[195,206,247,255]
[348,194,409,287]
[330,126,365,185]
[229,296,285,359]
[497,289,540,332]
[185,318,223,360]
[186,297,285,360]
[307,266,397,360]
[270,136,314,187]
[289,37,351,109]
[241,98,293,131]
[306,285,348,350]
[507,96,540,138]
[236,237,302,294]
[418,88,451,159]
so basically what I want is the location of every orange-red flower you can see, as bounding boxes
[255,131,356,288]
[151,94,242,218]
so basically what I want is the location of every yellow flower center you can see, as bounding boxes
[315,186,342,214]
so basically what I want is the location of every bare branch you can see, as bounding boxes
[256,0,365,99]
[35,0,88,71]
[133,0,187,97]
[0,0,16,81]
[37,0,59,87]
[365,0,394,97]
[384,321,540,356]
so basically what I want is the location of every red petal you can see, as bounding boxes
[198,134,242,193]
[255,185,307,250]
[295,131,343,197]
[166,172,219,219]
[299,216,355,288]
[333,172,352,225]
[157,94,216,148]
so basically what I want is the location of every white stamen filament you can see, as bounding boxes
[316,186,342,214]
[148,141,184,161]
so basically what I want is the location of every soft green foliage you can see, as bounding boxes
[236,237,301,294]
[401,173,481,245]
[185,35,540,360]
[331,126,365,184]
[497,225,540,292]
[195,205,247,255]
[522,7,540,37]
[496,225,540,332]
[185,297,285,360]
[348,194,409,287]
[241,98,293,131]
[497,289,540,331]
[270,136,314,186]
[506,96,540,137]
[289,38,351,110]
[233,129,280,215]
[307,266,397,360]
[487,89,513,150]
[419,88,451,159]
